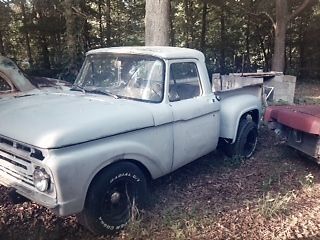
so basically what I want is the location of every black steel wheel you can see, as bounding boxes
[78,161,147,235]
[223,118,258,159]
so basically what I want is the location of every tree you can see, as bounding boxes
[105,0,111,47]
[200,0,208,52]
[271,0,313,72]
[64,0,78,67]
[0,0,318,81]
[145,0,170,46]
[219,1,227,74]
[19,0,33,66]
[0,1,11,56]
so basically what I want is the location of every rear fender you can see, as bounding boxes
[219,94,261,143]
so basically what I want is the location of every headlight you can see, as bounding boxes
[33,168,50,192]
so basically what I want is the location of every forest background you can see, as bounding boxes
[0,0,319,83]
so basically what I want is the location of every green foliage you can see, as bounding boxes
[0,0,319,82]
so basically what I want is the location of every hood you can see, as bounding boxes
[0,88,42,100]
[0,92,155,149]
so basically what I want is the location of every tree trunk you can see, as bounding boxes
[188,1,195,46]
[105,0,111,47]
[245,11,251,71]
[40,35,51,70]
[145,0,170,46]
[170,2,175,46]
[271,0,312,72]
[288,23,293,70]
[183,0,191,47]
[200,0,207,52]
[298,19,307,78]
[79,0,90,51]
[0,31,4,55]
[272,0,287,72]
[257,28,268,70]
[64,0,78,67]
[20,0,33,67]
[220,5,226,74]
[98,0,104,47]
[54,33,63,65]
[83,20,90,51]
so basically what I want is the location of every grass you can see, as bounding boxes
[256,191,296,218]
[299,173,315,188]
[261,174,281,192]
[222,155,246,168]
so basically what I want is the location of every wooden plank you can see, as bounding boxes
[212,74,263,92]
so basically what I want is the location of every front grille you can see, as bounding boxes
[0,136,46,188]
[0,149,34,186]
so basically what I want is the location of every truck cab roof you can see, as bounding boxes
[87,46,206,62]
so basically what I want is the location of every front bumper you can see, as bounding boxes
[0,173,57,209]
[0,136,58,209]
[0,136,87,217]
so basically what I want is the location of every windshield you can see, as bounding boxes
[74,54,165,102]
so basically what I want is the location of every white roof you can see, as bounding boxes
[87,46,205,62]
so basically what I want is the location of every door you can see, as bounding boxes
[169,60,220,170]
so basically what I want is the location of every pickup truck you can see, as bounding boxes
[0,47,262,234]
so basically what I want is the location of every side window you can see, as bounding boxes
[0,75,12,92]
[169,62,201,101]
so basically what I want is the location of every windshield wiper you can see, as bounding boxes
[70,85,86,93]
[87,89,119,99]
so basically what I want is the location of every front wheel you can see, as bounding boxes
[78,162,147,235]
[223,118,258,159]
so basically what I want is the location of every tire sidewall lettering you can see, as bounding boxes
[98,216,128,230]
[109,172,141,184]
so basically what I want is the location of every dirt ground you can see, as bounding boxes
[0,82,320,240]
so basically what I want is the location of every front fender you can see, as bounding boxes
[219,94,261,143]
[46,125,173,216]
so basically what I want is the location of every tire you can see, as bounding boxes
[223,118,258,159]
[78,161,147,235]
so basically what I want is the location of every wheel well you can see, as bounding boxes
[219,109,260,145]
[126,159,153,182]
[241,109,259,124]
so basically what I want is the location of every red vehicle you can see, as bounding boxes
[264,105,320,161]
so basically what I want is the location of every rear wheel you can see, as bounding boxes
[223,118,258,159]
[78,162,147,235]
